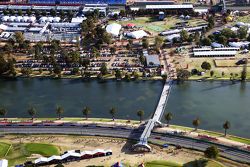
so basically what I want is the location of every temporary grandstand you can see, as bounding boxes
[28,0,126,5]
[192,47,240,57]
[33,149,112,166]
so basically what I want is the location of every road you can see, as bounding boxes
[0,125,249,164]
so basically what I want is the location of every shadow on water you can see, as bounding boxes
[200,81,240,92]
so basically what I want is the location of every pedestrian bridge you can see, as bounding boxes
[133,79,173,152]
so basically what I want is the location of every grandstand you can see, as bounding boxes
[28,0,126,5]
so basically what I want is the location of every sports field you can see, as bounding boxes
[110,16,207,35]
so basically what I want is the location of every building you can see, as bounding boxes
[192,47,240,57]
[143,50,160,67]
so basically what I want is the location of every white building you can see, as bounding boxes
[127,30,148,39]
[193,47,239,57]
[106,23,122,37]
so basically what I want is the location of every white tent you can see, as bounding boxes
[9,16,16,22]
[127,30,148,39]
[166,34,180,42]
[23,16,29,22]
[53,17,61,23]
[106,23,121,36]
[0,24,8,31]
[229,41,250,48]
[1,16,9,22]
[29,16,36,23]
[211,42,224,48]
[71,17,86,23]
[0,159,8,167]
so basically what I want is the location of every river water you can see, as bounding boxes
[0,78,249,138]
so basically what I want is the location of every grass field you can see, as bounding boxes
[110,16,207,34]
[236,15,250,23]
[5,143,60,166]
[145,159,224,167]
[24,143,59,156]
[145,160,182,167]
[0,142,11,157]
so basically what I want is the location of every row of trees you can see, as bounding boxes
[164,112,231,136]
[0,107,232,136]
[0,107,145,123]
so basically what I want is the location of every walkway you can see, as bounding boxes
[133,79,173,151]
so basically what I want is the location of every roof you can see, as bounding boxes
[144,54,160,66]
[71,17,87,23]
[106,23,122,36]
[193,50,237,56]
[34,157,48,164]
[0,159,8,167]
[127,30,148,39]
[0,24,7,30]
[146,4,193,9]
[229,41,250,47]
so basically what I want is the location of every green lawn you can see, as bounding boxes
[5,143,60,166]
[145,160,182,167]
[0,142,11,157]
[24,143,59,156]
[183,159,225,167]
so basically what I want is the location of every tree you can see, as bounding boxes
[221,28,236,38]
[177,69,191,81]
[218,35,227,45]
[53,65,62,76]
[241,69,247,81]
[204,146,219,159]
[110,47,116,55]
[210,70,214,77]
[109,107,117,121]
[0,108,7,119]
[119,10,126,17]
[21,67,32,76]
[137,110,144,123]
[27,9,32,15]
[207,16,215,29]
[180,30,189,42]
[142,38,149,49]
[99,63,108,75]
[115,69,122,80]
[132,71,139,80]
[164,112,173,127]
[50,9,57,17]
[201,38,211,46]
[139,55,146,66]
[56,106,64,120]
[194,31,200,44]
[238,26,248,39]
[155,36,164,51]
[201,61,211,70]
[124,73,131,81]
[18,9,23,16]
[14,31,25,45]
[223,120,230,136]
[28,107,37,121]
[192,118,200,131]
[82,107,91,120]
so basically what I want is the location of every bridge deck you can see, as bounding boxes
[136,80,173,150]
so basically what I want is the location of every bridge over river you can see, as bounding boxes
[132,79,173,152]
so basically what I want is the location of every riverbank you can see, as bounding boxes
[0,135,240,167]
[3,73,250,82]
[2,117,250,146]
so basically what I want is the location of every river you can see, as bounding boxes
[0,78,249,138]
